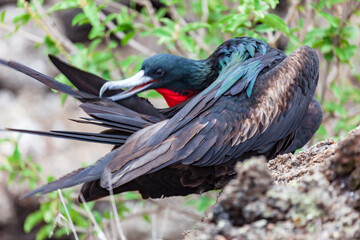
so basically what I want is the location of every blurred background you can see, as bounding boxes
[0,0,360,239]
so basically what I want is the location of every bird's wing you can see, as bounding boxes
[283,97,323,153]
[49,55,106,96]
[100,46,319,189]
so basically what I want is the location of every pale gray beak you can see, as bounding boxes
[99,70,154,101]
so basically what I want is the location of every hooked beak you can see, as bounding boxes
[99,70,157,101]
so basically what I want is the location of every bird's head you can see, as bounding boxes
[99,54,212,107]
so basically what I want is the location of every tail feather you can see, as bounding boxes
[75,117,140,132]
[70,118,137,133]
[49,55,106,96]
[0,59,93,100]
[6,128,127,145]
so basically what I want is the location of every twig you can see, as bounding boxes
[299,0,313,43]
[133,0,161,28]
[98,10,154,56]
[199,0,209,39]
[268,0,299,46]
[79,194,108,240]
[94,0,138,15]
[32,0,77,55]
[0,23,43,43]
[58,190,79,240]
[158,207,169,239]
[336,0,360,37]
[20,0,76,60]
[108,175,127,240]
[168,5,211,54]
[320,60,331,105]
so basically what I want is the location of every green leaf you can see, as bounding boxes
[254,23,274,32]
[331,83,341,100]
[334,45,356,62]
[0,161,13,172]
[263,0,279,9]
[320,43,332,54]
[48,1,79,12]
[88,26,105,39]
[83,2,102,27]
[153,28,173,38]
[88,38,102,52]
[186,195,216,213]
[325,0,345,8]
[24,211,44,233]
[143,214,151,223]
[138,90,162,98]
[316,125,328,139]
[179,34,196,52]
[181,22,210,33]
[8,172,16,185]
[103,13,117,25]
[0,11,5,23]
[107,40,118,50]
[36,225,52,240]
[121,32,135,46]
[319,11,340,27]
[13,13,30,26]
[54,228,68,238]
[72,13,88,26]
[123,191,142,200]
[260,13,289,35]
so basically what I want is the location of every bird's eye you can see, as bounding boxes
[155,68,165,77]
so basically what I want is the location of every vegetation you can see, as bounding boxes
[1,0,360,239]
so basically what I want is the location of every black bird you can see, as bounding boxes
[2,37,322,201]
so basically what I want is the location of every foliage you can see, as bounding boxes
[1,0,360,239]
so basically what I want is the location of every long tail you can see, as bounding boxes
[0,58,90,100]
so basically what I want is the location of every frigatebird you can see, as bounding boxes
[2,37,322,201]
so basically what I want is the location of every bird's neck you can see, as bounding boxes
[190,58,218,89]
[155,58,217,107]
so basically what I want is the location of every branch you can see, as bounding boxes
[199,0,209,39]
[268,0,299,46]
[168,5,211,54]
[58,190,79,240]
[20,0,77,60]
[299,0,314,43]
[0,23,43,44]
[320,60,331,105]
[133,0,161,28]
[94,0,138,15]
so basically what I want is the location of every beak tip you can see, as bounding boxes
[99,83,109,98]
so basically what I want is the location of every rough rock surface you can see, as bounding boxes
[185,127,360,240]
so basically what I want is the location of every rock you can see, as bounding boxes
[185,126,360,240]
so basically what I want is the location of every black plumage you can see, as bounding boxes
[1,37,322,201]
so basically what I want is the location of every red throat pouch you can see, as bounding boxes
[155,88,198,107]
